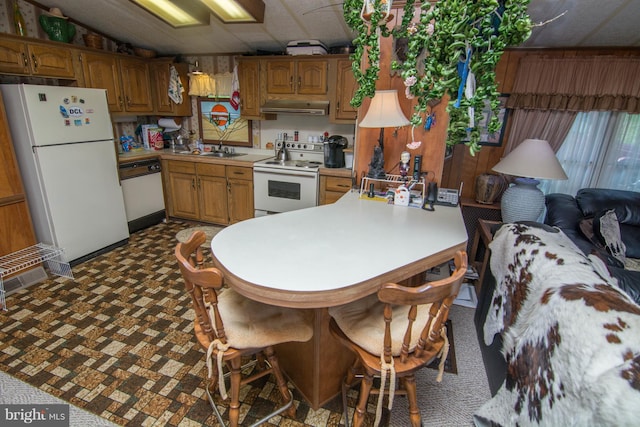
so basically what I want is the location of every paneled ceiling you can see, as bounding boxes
[31,0,640,56]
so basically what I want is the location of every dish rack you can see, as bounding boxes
[359,174,427,200]
[0,244,73,311]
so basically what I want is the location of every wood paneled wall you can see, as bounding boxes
[442,47,640,199]
[352,27,448,186]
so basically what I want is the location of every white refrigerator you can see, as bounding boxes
[0,84,129,264]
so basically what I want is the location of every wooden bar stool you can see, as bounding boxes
[175,230,314,426]
[329,251,468,427]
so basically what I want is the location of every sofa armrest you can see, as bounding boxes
[545,193,594,255]
[545,193,582,229]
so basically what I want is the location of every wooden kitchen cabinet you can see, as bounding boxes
[164,160,253,225]
[165,160,199,219]
[227,166,254,224]
[80,52,122,111]
[0,91,36,257]
[81,52,153,114]
[266,59,327,96]
[237,58,262,118]
[0,37,76,79]
[319,174,353,205]
[332,58,357,122]
[197,163,229,225]
[119,57,153,113]
[149,59,192,116]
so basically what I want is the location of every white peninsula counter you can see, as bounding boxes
[210,190,468,408]
[211,190,468,308]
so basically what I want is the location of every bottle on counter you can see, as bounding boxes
[13,1,27,37]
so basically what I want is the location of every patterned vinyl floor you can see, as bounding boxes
[0,220,454,426]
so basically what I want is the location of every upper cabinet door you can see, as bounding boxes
[335,59,357,120]
[151,60,173,114]
[81,52,124,112]
[296,60,327,95]
[27,43,75,78]
[238,59,261,117]
[119,57,153,113]
[150,60,192,116]
[266,60,296,94]
[0,39,29,75]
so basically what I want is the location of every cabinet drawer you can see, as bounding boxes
[167,160,195,174]
[197,162,226,177]
[324,176,352,192]
[226,166,252,180]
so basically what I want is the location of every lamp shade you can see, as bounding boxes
[359,90,410,128]
[491,139,568,180]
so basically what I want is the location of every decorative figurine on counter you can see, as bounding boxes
[399,151,411,180]
[367,145,387,179]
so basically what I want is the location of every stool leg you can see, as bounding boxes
[228,358,242,427]
[264,347,296,419]
[404,374,422,427]
[353,373,373,427]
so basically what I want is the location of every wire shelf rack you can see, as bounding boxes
[359,174,426,199]
[0,244,73,310]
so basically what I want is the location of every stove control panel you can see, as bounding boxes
[275,140,324,153]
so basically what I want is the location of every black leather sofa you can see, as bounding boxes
[544,188,640,302]
[474,188,640,396]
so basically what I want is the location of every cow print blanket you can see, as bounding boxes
[474,223,640,426]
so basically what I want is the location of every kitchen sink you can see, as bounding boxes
[200,152,245,158]
[173,151,245,158]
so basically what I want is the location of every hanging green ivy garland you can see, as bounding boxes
[343,0,532,155]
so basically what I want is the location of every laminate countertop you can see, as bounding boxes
[210,191,468,308]
[118,149,273,165]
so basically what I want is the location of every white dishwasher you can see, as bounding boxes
[119,158,165,233]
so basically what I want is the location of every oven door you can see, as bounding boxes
[253,167,318,215]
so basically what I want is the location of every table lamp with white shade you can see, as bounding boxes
[359,90,410,179]
[491,138,568,223]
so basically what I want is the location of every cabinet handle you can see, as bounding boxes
[126,96,131,106]
[337,101,340,112]
[22,53,28,67]
[31,54,38,70]
[297,77,301,88]
[289,76,293,88]
[118,96,124,108]
[191,178,196,189]
[197,178,201,189]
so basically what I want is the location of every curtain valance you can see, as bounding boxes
[506,55,640,113]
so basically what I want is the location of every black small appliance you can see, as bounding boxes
[324,135,348,168]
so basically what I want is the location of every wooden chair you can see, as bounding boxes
[175,230,313,426]
[329,251,468,427]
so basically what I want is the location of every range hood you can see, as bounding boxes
[260,100,329,115]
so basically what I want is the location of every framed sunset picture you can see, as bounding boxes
[197,98,252,147]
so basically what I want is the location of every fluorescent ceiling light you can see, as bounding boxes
[131,0,209,27]
[201,0,265,23]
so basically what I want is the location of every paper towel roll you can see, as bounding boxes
[158,118,181,131]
